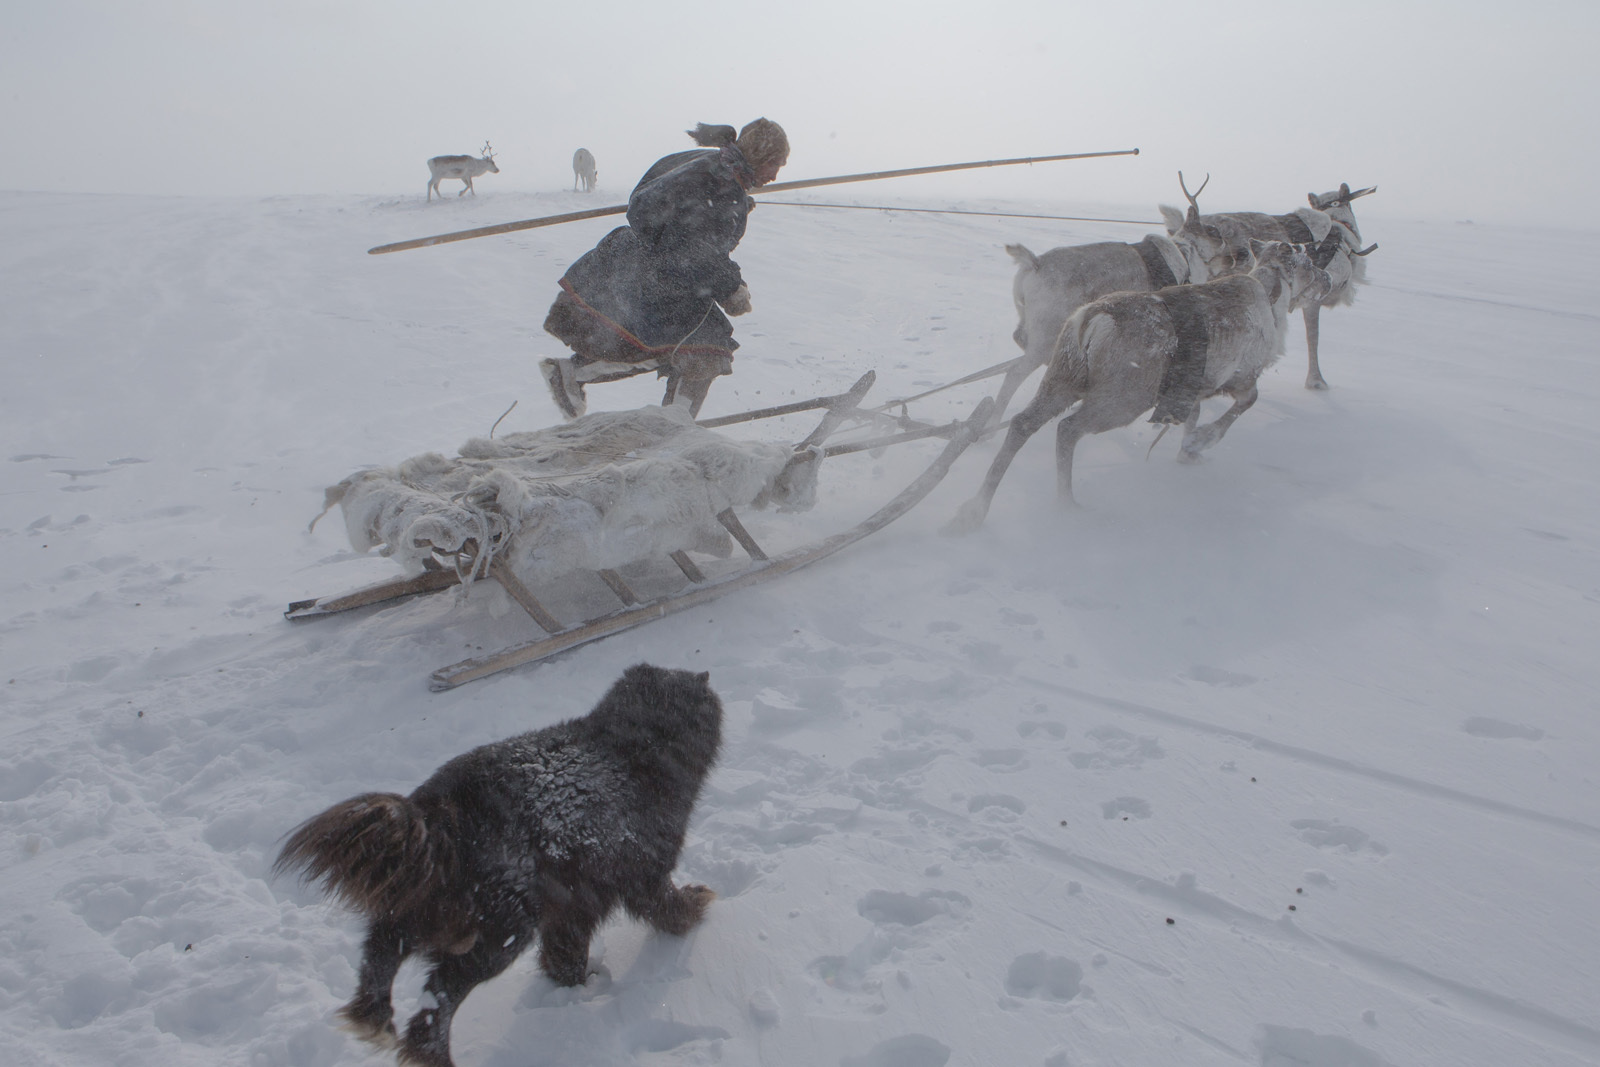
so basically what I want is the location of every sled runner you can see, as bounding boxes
[287,372,992,689]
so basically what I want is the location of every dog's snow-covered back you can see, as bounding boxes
[274,664,724,1067]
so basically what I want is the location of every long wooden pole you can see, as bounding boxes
[759,201,1162,226]
[367,148,1139,255]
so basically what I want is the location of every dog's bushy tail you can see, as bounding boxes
[273,793,452,919]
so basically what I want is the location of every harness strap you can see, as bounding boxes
[1149,287,1211,424]
[1276,213,1316,245]
[1133,235,1179,289]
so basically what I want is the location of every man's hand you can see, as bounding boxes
[721,283,752,316]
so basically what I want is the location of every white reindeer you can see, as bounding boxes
[1162,175,1376,389]
[427,142,499,200]
[946,240,1333,532]
[572,148,597,193]
[993,205,1215,426]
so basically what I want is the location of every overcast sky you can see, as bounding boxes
[3,0,1594,225]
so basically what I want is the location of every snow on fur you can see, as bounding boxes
[326,404,813,581]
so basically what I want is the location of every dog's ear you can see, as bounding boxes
[696,671,710,684]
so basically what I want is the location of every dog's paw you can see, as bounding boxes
[681,883,717,910]
[338,1009,398,1049]
[676,883,718,930]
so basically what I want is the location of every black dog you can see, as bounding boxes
[274,664,723,1067]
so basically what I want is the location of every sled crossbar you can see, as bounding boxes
[695,371,875,431]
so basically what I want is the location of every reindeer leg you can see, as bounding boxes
[1179,381,1259,460]
[945,381,1074,534]
[1054,413,1087,504]
[1303,305,1328,389]
[340,921,409,1048]
[1054,394,1153,504]
[987,357,1038,429]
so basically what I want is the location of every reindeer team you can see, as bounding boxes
[948,172,1376,531]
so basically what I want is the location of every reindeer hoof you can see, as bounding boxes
[943,499,988,536]
[1305,377,1329,390]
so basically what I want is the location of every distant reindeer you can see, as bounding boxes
[572,148,597,193]
[992,199,1215,426]
[947,240,1334,531]
[1162,174,1376,389]
[427,142,499,201]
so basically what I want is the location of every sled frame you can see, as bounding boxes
[285,381,989,688]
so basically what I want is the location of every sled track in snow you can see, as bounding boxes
[873,774,1600,1059]
[1019,675,1600,843]
[1004,823,1600,1059]
[1371,282,1600,323]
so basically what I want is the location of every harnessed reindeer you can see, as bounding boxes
[947,240,1334,531]
[991,197,1215,425]
[572,148,597,192]
[1162,174,1377,389]
[427,142,500,201]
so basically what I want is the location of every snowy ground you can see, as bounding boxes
[2,186,1597,1067]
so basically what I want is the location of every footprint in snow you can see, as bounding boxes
[1257,1024,1393,1066]
[625,1019,731,1056]
[841,1034,952,1067]
[1004,951,1084,1002]
[1461,716,1544,741]
[809,891,972,999]
[1290,819,1388,856]
[1185,664,1258,687]
[967,794,1026,821]
[1101,796,1152,820]
[1068,725,1164,770]
[974,748,1027,772]
[857,889,972,927]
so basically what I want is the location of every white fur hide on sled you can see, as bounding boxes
[324,405,816,581]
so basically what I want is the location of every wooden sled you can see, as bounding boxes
[287,372,992,689]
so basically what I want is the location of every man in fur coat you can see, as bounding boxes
[540,118,789,418]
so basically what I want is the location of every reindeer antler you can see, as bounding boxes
[1312,183,1378,208]
[1177,170,1210,208]
[482,140,495,159]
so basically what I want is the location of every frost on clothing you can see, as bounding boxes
[544,145,756,369]
[323,405,816,582]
